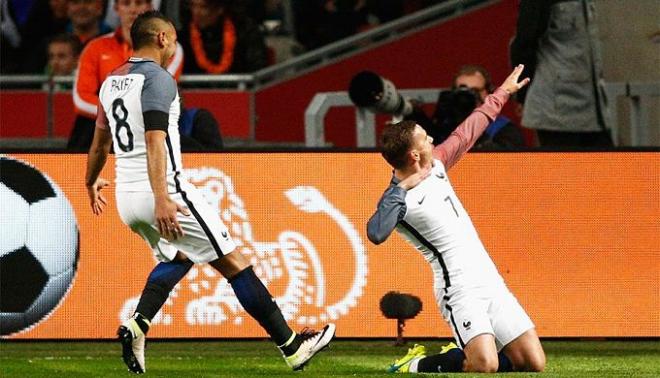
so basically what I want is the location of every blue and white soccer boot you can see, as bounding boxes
[117,317,148,374]
[283,323,336,371]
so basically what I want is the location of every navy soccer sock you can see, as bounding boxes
[416,349,513,372]
[228,266,300,354]
[497,351,514,372]
[417,348,465,372]
[134,259,194,330]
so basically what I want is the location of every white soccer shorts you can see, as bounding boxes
[116,179,236,263]
[437,283,535,351]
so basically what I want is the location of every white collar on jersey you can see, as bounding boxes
[128,57,155,63]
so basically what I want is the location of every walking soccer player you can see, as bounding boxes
[85,10,334,374]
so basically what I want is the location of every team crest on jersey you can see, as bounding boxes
[120,167,368,327]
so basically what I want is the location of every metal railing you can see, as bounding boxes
[306,82,660,148]
[305,89,443,147]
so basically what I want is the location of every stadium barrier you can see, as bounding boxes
[1,152,658,339]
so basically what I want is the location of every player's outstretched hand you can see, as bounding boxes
[499,64,530,95]
[87,178,109,215]
[155,197,191,240]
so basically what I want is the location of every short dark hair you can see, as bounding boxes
[48,33,83,56]
[380,120,417,169]
[130,10,173,50]
[453,64,494,93]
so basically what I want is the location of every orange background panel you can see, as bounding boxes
[3,152,659,339]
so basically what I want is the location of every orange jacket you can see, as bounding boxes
[73,28,183,118]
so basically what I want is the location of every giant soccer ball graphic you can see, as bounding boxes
[0,157,79,336]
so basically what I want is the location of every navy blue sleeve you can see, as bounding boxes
[367,185,407,245]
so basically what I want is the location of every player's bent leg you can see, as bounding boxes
[118,251,193,374]
[463,334,499,373]
[209,251,335,370]
[135,252,193,320]
[502,328,545,372]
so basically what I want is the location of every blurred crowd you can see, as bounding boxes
[0,0,446,76]
[2,0,631,149]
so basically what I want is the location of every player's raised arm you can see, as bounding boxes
[433,65,529,170]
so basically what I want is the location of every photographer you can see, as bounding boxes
[407,65,525,149]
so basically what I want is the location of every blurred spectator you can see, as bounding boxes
[407,65,525,149]
[42,33,82,91]
[366,0,404,25]
[104,0,183,29]
[292,0,410,51]
[4,0,39,27]
[180,0,268,74]
[510,0,613,148]
[178,88,224,151]
[233,0,267,25]
[179,108,223,152]
[452,65,525,149]
[47,33,82,76]
[249,0,305,65]
[68,0,183,151]
[67,0,112,45]
[6,0,69,73]
[104,0,159,28]
[179,107,225,151]
[293,0,369,51]
[1,0,24,73]
[24,0,112,74]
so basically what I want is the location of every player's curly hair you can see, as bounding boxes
[380,120,417,169]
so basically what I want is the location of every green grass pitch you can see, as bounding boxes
[1,340,658,377]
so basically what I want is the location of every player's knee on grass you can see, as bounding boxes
[464,352,499,373]
[463,335,499,373]
[506,351,545,372]
[525,336,546,372]
[504,329,545,372]
[464,348,498,372]
[523,349,546,372]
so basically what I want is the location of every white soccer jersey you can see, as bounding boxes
[368,159,504,292]
[97,57,236,263]
[396,159,503,290]
[366,89,535,349]
[98,57,181,192]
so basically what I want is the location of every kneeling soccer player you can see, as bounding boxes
[367,65,545,373]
